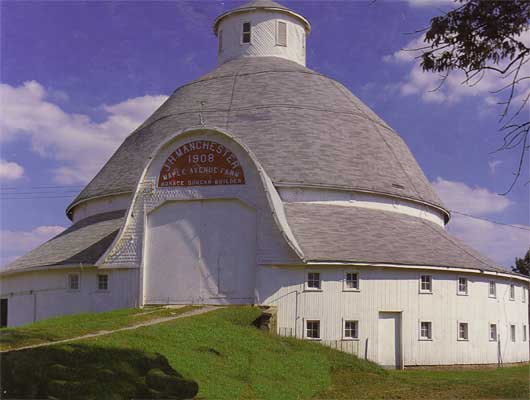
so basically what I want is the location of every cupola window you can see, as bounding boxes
[218,29,223,53]
[242,22,251,43]
[277,21,287,47]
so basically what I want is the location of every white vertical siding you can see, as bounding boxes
[0,268,138,327]
[258,266,530,365]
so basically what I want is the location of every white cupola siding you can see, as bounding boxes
[216,11,308,66]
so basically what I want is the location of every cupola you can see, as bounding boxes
[213,0,311,66]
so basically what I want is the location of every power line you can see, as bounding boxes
[450,210,530,232]
[0,185,84,190]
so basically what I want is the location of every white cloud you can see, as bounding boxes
[0,225,66,268]
[0,159,24,181]
[432,177,512,216]
[432,177,528,267]
[447,215,529,267]
[0,81,168,184]
[384,33,530,107]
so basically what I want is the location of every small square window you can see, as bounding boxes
[68,274,79,290]
[242,22,251,44]
[523,325,527,342]
[489,281,496,298]
[306,272,321,290]
[420,275,432,293]
[344,320,358,340]
[510,324,516,342]
[489,324,497,341]
[306,320,320,339]
[97,274,109,291]
[509,284,515,300]
[420,321,432,340]
[344,272,359,290]
[458,322,468,341]
[457,277,468,295]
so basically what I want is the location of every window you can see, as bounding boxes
[344,272,359,291]
[509,284,515,300]
[420,275,432,293]
[242,22,251,43]
[344,320,358,340]
[489,324,497,341]
[276,21,287,47]
[523,287,527,303]
[306,320,320,339]
[218,29,223,53]
[457,277,468,295]
[68,273,80,290]
[523,325,527,342]
[97,274,109,291]
[458,322,469,341]
[510,324,516,342]
[489,281,496,298]
[306,272,321,290]
[420,321,432,340]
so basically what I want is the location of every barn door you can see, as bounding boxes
[145,199,256,305]
[378,312,402,369]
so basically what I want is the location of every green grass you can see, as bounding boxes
[0,305,196,351]
[1,306,528,400]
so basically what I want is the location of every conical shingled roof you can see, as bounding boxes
[67,57,447,219]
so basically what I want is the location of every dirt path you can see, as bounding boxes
[1,305,221,353]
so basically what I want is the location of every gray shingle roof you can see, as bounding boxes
[2,211,125,275]
[284,203,505,273]
[67,57,446,218]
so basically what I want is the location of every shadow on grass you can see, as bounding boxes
[0,328,60,350]
[0,344,198,400]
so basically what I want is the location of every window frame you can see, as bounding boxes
[457,277,468,296]
[343,319,359,341]
[305,271,322,291]
[419,274,433,294]
[305,319,321,340]
[510,324,516,342]
[67,273,80,291]
[488,281,497,298]
[419,321,432,341]
[343,270,360,292]
[241,21,252,44]
[509,283,515,301]
[457,321,469,341]
[97,273,109,291]
[276,20,288,47]
[489,323,497,342]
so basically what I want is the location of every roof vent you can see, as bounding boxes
[392,183,405,189]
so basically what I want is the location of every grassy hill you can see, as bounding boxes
[1,306,528,399]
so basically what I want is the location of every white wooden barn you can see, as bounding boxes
[1,0,528,368]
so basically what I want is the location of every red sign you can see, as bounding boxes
[158,140,245,187]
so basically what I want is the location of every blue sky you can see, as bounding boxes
[0,0,528,268]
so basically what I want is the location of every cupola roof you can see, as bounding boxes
[213,0,311,35]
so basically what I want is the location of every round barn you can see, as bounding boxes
[1,0,528,368]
